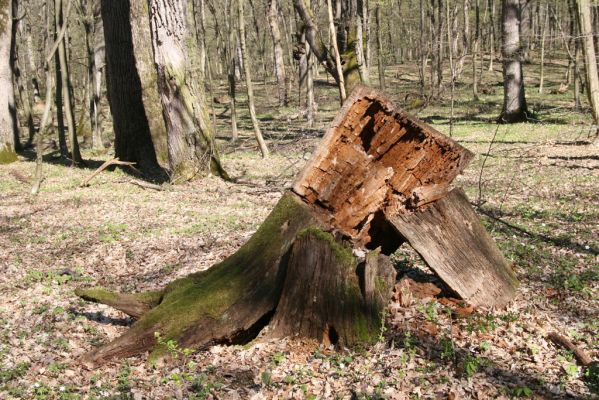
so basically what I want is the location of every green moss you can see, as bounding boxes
[0,147,17,164]
[75,287,119,304]
[133,193,315,343]
[298,227,356,268]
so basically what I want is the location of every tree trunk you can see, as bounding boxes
[292,0,340,85]
[101,0,162,173]
[499,0,528,123]
[268,0,288,107]
[538,4,547,94]
[55,0,82,165]
[327,0,347,104]
[577,0,599,140]
[148,0,228,179]
[519,0,530,62]
[488,0,495,71]
[237,0,269,157]
[0,0,17,163]
[91,0,104,151]
[473,0,480,100]
[76,86,518,365]
[375,4,385,90]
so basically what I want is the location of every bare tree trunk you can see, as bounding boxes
[375,4,385,90]
[292,0,340,85]
[499,0,528,122]
[473,0,480,100]
[447,0,455,136]
[539,4,548,94]
[32,65,55,195]
[225,0,239,142]
[577,0,599,141]
[55,0,82,165]
[419,0,426,91]
[0,0,18,163]
[101,0,162,173]
[91,0,104,150]
[327,0,346,103]
[148,0,229,179]
[355,13,370,86]
[488,0,495,71]
[268,0,288,106]
[237,0,269,157]
[306,40,315,127]
[519,0,530,62]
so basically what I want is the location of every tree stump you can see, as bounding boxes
[76,86,518,364]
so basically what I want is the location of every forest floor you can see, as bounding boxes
[0,60,598,399]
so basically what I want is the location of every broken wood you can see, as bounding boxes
[547,331,594,366]
[80,158,137,187]
[75,86,517,365]
[390,188,518,307]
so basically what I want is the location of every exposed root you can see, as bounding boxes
[74,287,162,319]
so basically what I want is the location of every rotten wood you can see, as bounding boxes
[390,188,518,308]
[75,86,517,365]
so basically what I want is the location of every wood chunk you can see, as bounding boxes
[293,86,473,240]
[389,188,519,308]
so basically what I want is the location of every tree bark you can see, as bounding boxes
[148,0,228,179]
[327,0,347,104]
[375,4,385,90]
[268,0,288,107]
[499,0,528,123]
[577,0,599,141]
[55,0,82,165]
[292,0,340,85]
[237,0,269,157]
[76,86,518,365]
[101,0,162,173]
[0,0,17,163]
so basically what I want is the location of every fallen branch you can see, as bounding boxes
[80,158,136,187]
[127,179,164,191]
[547,331,593,366]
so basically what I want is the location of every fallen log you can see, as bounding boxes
[76,86,517,365]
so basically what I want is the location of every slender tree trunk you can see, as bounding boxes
[0,0,17,163]
[488,0,495,71]
[499,0,528,122]
[327,0,346,104]
[32,65,55,195]
[375,4,385,90]
[148,0,229,179]
[237,0,269,157]
[473,0,480,100]
[355,12,370,86]
[519,0,530,62]
[419,0,426,91]
[447,0,455,136]
[306,40,315,127]
[292,0,340,85]
[92,0,104,150]
[577,0,599,141]
[268,0,288,106]
[226,0,239,142]
[55,0,82,165]
[539,4,547,94]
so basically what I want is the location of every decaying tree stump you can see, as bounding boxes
[76,86,518,364]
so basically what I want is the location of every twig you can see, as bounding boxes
[80,158,136,187]
[127,179,164,191]
[547,332,594,366]
[476,124,501,205]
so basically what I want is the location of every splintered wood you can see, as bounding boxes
[293,86,517,308]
